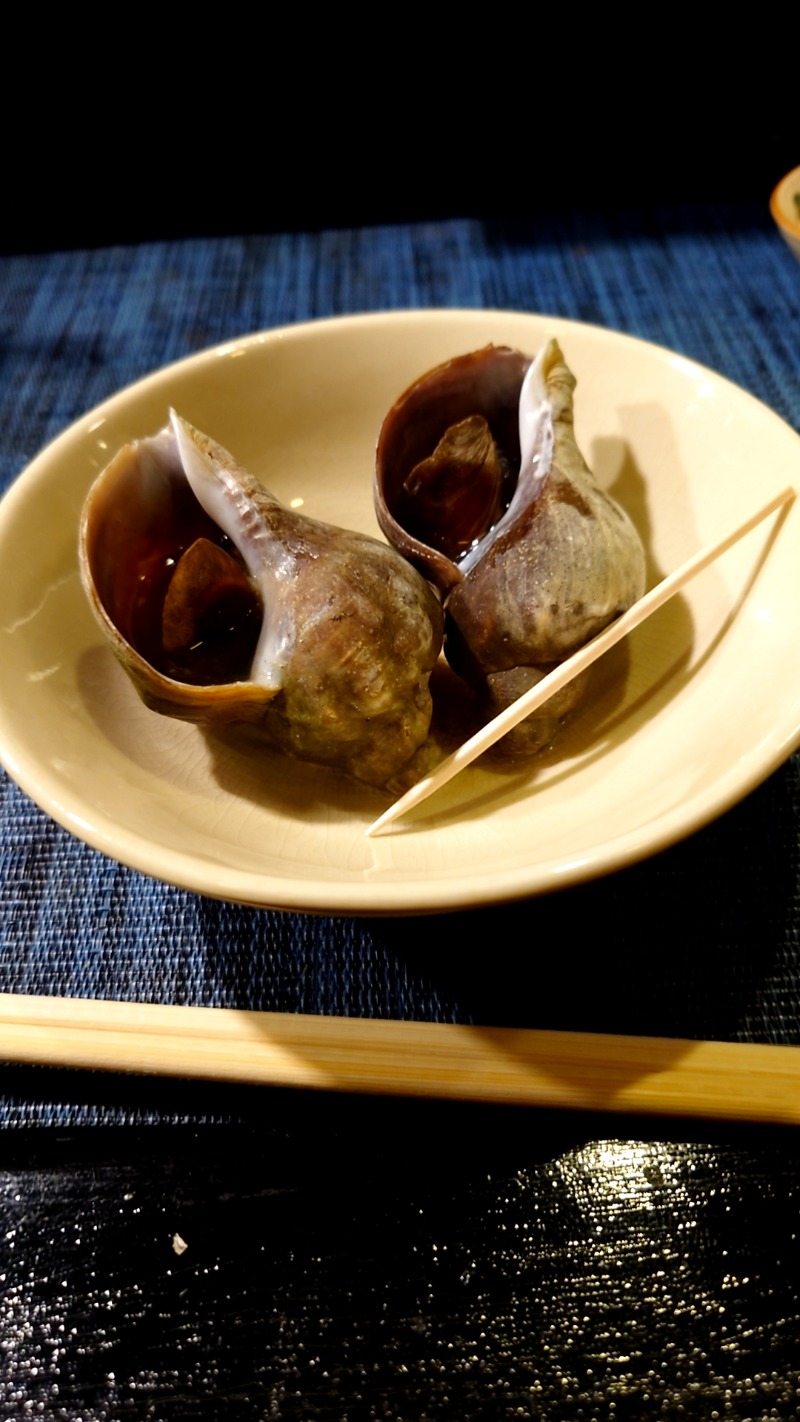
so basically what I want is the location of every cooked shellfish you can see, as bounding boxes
[80,412,444,787]
[375,339,646,752]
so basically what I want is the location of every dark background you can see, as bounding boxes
[6,34,794,253]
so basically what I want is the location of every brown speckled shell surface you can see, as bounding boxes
[80,419,445,789]
[375,341,646,742]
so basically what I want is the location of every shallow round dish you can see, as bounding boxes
[1,310,800,914]
[770,164,800,261]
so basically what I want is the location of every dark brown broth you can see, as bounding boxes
[118,498,262,687]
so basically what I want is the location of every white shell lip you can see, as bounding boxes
[458,343,554,576]
[167,408,293,690]
[1,309,800,915]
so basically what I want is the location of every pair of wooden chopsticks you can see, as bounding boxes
[368,487,796,835]
[2,992,800,1125]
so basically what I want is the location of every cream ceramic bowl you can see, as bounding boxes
[1,310,800,913]
[770,165,800,261]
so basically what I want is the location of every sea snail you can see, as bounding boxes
[374,339,646,753]
[80,411,444,787]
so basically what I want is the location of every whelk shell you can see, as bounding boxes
[374,339,646,753]
[79,411,444,787]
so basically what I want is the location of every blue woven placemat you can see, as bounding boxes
[2,204,800,1126]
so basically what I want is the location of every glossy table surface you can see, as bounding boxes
[2,203,800,1418]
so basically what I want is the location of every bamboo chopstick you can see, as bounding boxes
[367,486,796,836]
[2,992,800,1124]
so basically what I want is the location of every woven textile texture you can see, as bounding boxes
[2,203,799,1125]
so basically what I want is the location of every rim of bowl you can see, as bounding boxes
[770,165,800,238]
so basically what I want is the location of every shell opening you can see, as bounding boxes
[82,429,264,688]
[169,410,294,691]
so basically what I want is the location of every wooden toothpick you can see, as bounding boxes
[366,487,795,837]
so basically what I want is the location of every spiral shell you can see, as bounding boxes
[80,411,444,787]
[374,339,646,752]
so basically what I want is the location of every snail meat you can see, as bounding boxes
[80,412,444,787]
[375,339,646,753]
